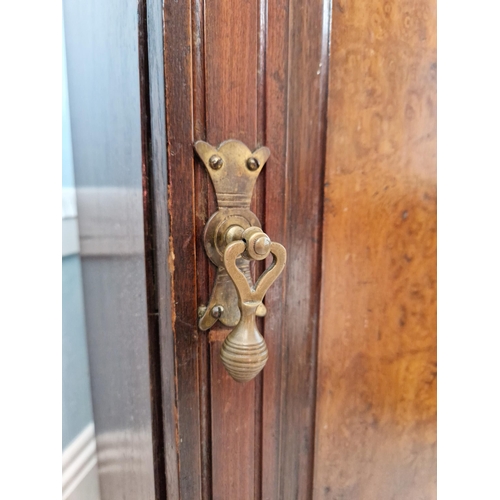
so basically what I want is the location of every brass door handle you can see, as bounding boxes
[194,139,287,382]
[221,230,286,382]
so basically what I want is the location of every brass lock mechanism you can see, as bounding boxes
[194,140,287,382]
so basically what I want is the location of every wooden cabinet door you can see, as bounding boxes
[142,0,436,498]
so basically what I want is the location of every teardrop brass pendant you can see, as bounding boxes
[220,303,269,382]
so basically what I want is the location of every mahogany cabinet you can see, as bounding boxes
[65,0,436,497]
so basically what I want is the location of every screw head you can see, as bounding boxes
[209,155,224,170]
[211,305,224,319]
[246,157,260,171]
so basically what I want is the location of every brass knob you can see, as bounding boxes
[240,226,272,261]
[220,238,287,382]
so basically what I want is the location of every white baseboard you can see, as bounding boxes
[76,187,144,256]
[62,187,145,257]
[62,188,78,219]
[62,187,80,257]
[62,423,99,500]
[62,217,80,257]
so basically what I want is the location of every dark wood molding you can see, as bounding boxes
[143,0,333,498]
[138,0,167,498]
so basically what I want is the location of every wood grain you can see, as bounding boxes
[158,0,331,496]
[144,0,181,496]
[138,1,168,498]
[313,0,437,498]
[260,0,290,496]
[191,0,213,497]
[204,0,260,497]
[275,0,332,497]
[163,0,202,498]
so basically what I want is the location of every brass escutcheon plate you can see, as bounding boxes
[195,139,270,330]
[203,208,261,269]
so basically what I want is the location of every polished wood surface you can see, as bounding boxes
[67,0,437,495]
[204,0,261,497]
[162,0,203,497]
[313,0,437,498]
[272,0,331,496]
[154,0,330,497]
[141,0,178,497]
[140,0,437,497]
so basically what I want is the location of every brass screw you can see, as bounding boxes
[211,305,224,319]
[209,155,224,170]
[246,157,260,171]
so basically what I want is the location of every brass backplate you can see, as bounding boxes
[195,139,270,330]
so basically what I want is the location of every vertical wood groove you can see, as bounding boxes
[278,0,332,496]
[204,0,260,498]
[261,0,290,495]
[191,0,212,498]
[308,0,333,491]
[257,0,267,147]
[138,1,168,498]
[255,0,268,497]
[159,0,333,497]
[163,0,202,497]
